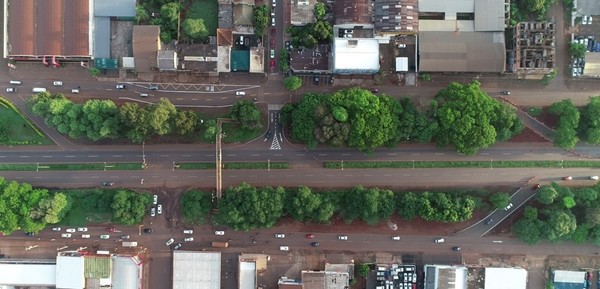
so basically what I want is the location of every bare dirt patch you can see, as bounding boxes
[508,127,549,142]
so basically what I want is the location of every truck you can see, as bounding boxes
[122,241,138,247]
[212,241,229,248]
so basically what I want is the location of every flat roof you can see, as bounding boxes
[333,39,380,72]
[334,0,372,24]
[474,0,505,31]
[8,0,90,57]
[94,0,136,17]
[418,0,474,14]
[419,31,505,72]
[239,261,256,289]
[554,270,585,283]
[173,251,221,289]
[112,256,141,289]
[0,263,56,286]
[132,26,161,72]
[424,265,467,289]
[484,268,527,289]
[56,255,85,289]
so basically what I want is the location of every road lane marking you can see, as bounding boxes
[159,155,169,157]
[182,154,192,157]
[227,154,237,157]
[192,98,198,100]
[42,156,52,158]
[434,153,445,155]
[0,156,4,158]
[296,154,305,156]
[274,154,283,156]
[502,152,511,155]
[318,154,328,156]
[20,156,30,158]
[387,153,397,156]
[480,153,490,155]
[251,154,260,156]
[177,98,183,100]
[65,155,76,158]
[88,155,99,158]
[112,155,122,157]
[410,153,420,155]
[341,153,350,156]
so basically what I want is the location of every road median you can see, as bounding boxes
[178,162,290,170]
[324,160,600,169]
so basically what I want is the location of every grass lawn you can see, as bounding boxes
[187,0,218,36]
[59,189,114,226]
[222,122,262,143]
[0,105,51,145]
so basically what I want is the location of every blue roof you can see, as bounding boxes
[554,282,586,289]
[95,0,136,17]
[93,17,111,59]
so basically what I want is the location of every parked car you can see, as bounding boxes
[279,246,289,251]
[106,227,118,232]
[184,237,194,242]
[272,0,276,7]
[66,228,76,233]
[52,227,61,231]
[434,238,445,243]
[392,236,401,240]
[174,243,182,250]
[504,203,513,210]
[591,176,599,180]
[338,235,348,240]
[61,233,72,238]
[53,81,63,86]
[143,228,153,234]
[100,234,110,239]
[157,204,162,215]
[150,207,156,217]
[116,84,126,89]
[153,195,158,205]
[583,15,589,25]
[6,87,16,93]
[183,230,194,234]
[306,234,315,239]
[270,38,275,48]
[370,88,379,93]
[275,233,285,238]
[149,85,159,90]
[485,218,494,225]
[311,242,320,247]
[77,227,88,232]
[270,49,275,59]
[236,91,246,96]
[215,231,225,235]
[166,238,175,246]
[25,232,35,236]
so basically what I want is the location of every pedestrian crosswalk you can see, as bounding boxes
[270,133,281,150]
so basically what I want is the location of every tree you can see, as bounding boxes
[230,100,262,129]
[579,96,600,144]
[119,102,151,143]
[287,186,334,223]
[160,2,180,22]
[182,18,209,42]
[180,190,212,224]
[562,196,576,209]
[491,103,523,142]
[550,99,579,149]
[173,110,199,135]
[148,98,177,135]
[489,192,511,209]
[571,223,590,243]
[574,187,597,207]
[202,119,218,141]
[433,81,499,155]
[396,192,420,220]
[536,185,558,205]
[512,218,543,244]
[284,76,302,91]
[111,190,152,225]
[342,186,395,224]
[314,2,326,20]
[217,183,286,231]
[544,210,577,241]
[570,42,587,58]
[135,4,150,24]
[81,99,120,141]
[31,193,70,224]
[357,263,370,278]
[252,5,270,36]
[585,207,600,226]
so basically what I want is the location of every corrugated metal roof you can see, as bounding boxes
[84,256,111,278]
[133,26,161,72]
[334,0,372,24]
[239,261,256,289]
[333,39,380,72]
[474,0,505,31]
[419,31,505,72]
[484,268,527,289]
[56,256,85,289]
[94,0,136,17]
[418,0,474,14]
[93,17,111,59]
[173,251,221,289]
[112,257,140,289]
[0,263,56,286]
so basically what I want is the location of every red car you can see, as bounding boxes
[306,234,315,239]
[270,59,276,70]
[270,38,275,48]
[533,184,541,190]
[106,227,118,232]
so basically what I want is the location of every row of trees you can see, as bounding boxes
[513,182,600,245]
[282,82,522,155]
[199,183,481,231]
[547,96,600,149]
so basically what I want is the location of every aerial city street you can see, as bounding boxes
[1,0,600,289]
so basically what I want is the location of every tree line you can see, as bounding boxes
[513,182,600,245]
[282,82,523,155]
[182,183,480,231]
[550,96,600,149]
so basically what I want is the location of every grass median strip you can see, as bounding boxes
[0,163,143,171]
[178,162,289,170]
[324,160,600,169]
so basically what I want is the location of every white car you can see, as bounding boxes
[77,227,88,232]
[53,81,63,86]
[392,236,400,240]
[504,203,513,210]
[184,237,194,242]
[338,235,348,240]
[236,91,246,96]
[52,227,61,231]
[82,234,91,239]
[153,195,158,205]
[591,176,599,180]
[157,204,162,215]
[150,207,156,217]
[66,228,76,233]
[61,233,72,238]
[6,87,16,93]
[183,230,194,234]
[434,238,445,243]
[116,84,126,89]
[279,246,289,251]
[275,233,285,238]
[583,15,589,25]
[215,230,225,235]
[166,238,175,246]
[272,0,276,7]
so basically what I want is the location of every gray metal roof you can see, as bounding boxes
[93,17,110,58]
[94,0,136,17]
[419,31,506,72]
[474,0,505,31]
[112,257,140,289]
[576,0,600,16]
[173,251,221,289]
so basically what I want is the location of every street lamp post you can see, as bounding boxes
[142,141,147,168]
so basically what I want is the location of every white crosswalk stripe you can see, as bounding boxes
[270,133,281,150]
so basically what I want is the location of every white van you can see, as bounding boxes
[32,87,47,93]
[71,88,80,94]
[10,80,22,85]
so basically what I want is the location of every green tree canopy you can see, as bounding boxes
[579,96,600,144]
[536,185,559,205]
[284,76,302,91]
[489,192,511,209]
[252,5,269,36]
[287,186,335,223]
[230,100,262,129]
[550,99,579,149]
[180,190,212,224]
[342,186,396,224]
[111,190,152,225]
[314,2,326,19]
[182,18,209,42]
[570,42,587,59]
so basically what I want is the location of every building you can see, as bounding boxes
[0,260,56,287]
[93,0,137,59]
[553,270,587,289]
[302,271,350,289]
[157,50,179,71]
[511,22,556,73]
[417,0,508,73]
[332,39,380,74]
[132,26,161,73]
[374,0,419,34]
[484,268,527,289]
[424,265,468,289]
[291,0,317,26]
[6,0,91,62]
[172,251,221,289]
[238,254,269,289]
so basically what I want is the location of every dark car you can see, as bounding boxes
[143,228,153,233]
[485,218,493,225]
[313,75,319,85]
[265,131,272,139]
[121,235,130,240]
[285,41,291,50]
[500,90,510,95]
[102,181,114,187]
[370,88,379,93]
[452,246,461,251]
[149,85,158,90]
[174,243,182,250]
[25,232,35,236]
[311,242,320,247]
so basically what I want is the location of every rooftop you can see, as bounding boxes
[133,26,161,72]
[484,268,527,289]
[334,0,372,25]
[332,39,380,73]
[291,0,317,25]
[173,251,221,289]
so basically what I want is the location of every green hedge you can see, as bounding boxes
[324,160,600,169]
